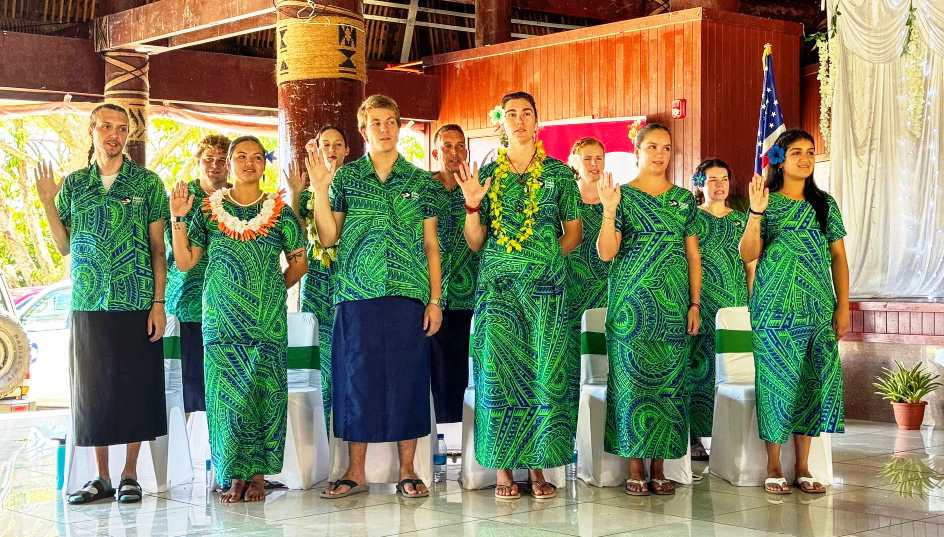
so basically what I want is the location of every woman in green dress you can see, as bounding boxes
[170,136,308,503]
[740,129,849,495]
[287,125,350,432]
[687,159,753,460]
[597,123,701,496]
[457,91,582,500]
[565,138,610,364]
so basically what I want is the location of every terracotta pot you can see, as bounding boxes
[891,401,927,430]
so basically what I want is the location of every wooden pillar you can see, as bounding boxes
[104,51,149,165]
[672,0,740,11]
[276,0,366,172]
[475,0,512,47]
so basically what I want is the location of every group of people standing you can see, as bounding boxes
[37,88,849,505]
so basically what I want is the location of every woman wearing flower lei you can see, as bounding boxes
[456,91,582,500]
[287,124,350,434]
[170,136,307,503]
[687,159,753,462]
[740,129,849,495]
[597,123,701,496]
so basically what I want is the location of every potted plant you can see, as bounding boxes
[873,361,943,430]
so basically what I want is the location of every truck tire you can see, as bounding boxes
[0,311,30,398]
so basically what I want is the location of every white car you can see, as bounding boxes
[17,281,72,407]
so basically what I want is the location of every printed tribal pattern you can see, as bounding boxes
[565,201,610,339]
[430,181,479,311]
[477,158,579,287]
[605,185,695,459]
[166,180,209,322]
[299,188,336,432]
[56,158,169,312]
[471,157,579,469]
[751,193,847,444]
[688,209,749,437]
[472,278,576,469]
[330,154,435,305]
[188,201,304,347]
[205,342,287,486]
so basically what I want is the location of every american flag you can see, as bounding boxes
[754,43,786,175]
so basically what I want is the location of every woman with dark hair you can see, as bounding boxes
[287,125,351,432]
[170,136,308,503]
[457,91,582,500]
[597,122,701,496]
[687,159,753,460]
[739,129,849,495]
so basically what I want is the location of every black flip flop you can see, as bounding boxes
[67,478,115,505]
[116,478,143,503]
[396,478,430,498]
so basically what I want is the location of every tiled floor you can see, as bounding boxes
[4,411,944,536]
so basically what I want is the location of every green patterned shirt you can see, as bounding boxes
[329,154,437,305]
[165,179,209,322]
[477,157,579,286]
[693,209,749,332]
[189,198,304,346]
[429,178,479,311]
[56,158,169,312]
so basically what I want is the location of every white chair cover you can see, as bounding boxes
[65,315,193,494]
[709,307,834,486]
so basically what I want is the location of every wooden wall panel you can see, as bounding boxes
[700,11,802,198]
[845,301,944,345]
[425,8,800,193]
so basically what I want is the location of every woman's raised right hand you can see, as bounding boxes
[597,172,621,214]
[305,138,337,192]
[748,173,769,214]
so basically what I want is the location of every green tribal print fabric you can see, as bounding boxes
[56,158,169,311]
[329,154,436,305]
[298,188,336,432]
[472,157,580,469]
[605,185,695,459]
[189,197,304,485]
[166,180,209,322]
[688,209,748,438]
[430,179,479,311]
[565,200,610,366]
[751,193,846,444]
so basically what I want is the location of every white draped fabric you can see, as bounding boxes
[827,0,944,297]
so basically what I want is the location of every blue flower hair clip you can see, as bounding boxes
[692,171,706,188]
[265,151,277,163]
[767,145,785,166]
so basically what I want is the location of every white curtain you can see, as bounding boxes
[827,0,944,298]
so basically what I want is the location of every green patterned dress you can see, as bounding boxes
[298,188,336,432]
[566,200,610,373]
[189,195,305,486]
[605,185,696,459]
[472,157,580,469]
[689,209,748,438]
[751,193,846,444]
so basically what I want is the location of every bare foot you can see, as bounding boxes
[323,472,366,497]
[243,475,266,502]
[220,480,246,503]
[398,472,428,497]
[528,469,556,497]
[495,469,519,498]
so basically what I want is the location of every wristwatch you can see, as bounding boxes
[429,297,442,308]
[171,215,187,224]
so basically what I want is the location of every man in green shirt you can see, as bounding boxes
[428,124,478,424]
[165,134,231,417]
[35,103,169,505]
[307,94,443,499]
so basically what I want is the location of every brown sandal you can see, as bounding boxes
[625,478,650,496]
[649,479,676,495]
[495,483,521,500]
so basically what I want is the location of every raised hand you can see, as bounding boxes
[170,180,195,217]
[455,162,490,208]
[284,160,307,194]
[597,172,621,214]
[304,138,336,192]
[748,173,769,214]
[34,160,61,205]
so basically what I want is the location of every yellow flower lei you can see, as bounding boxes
[305,190,337,268]
[488,140,545,253]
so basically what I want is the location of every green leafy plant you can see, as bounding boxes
[873,361,942,404]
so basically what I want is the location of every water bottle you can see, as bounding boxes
[433,433,447,483]
[54,438,66,490]
[566,449,577,481]
[205,459,216,493]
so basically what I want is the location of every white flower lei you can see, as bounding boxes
[207,188,280,239]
